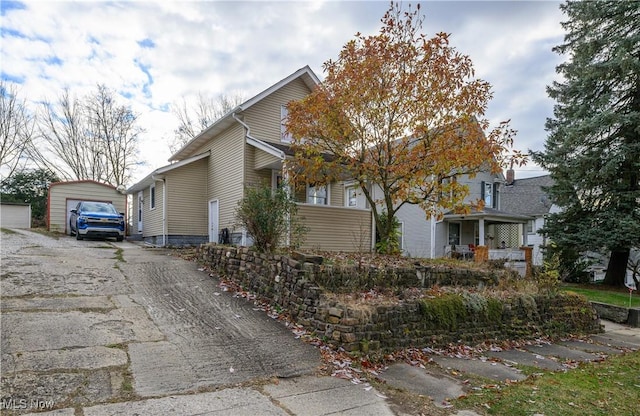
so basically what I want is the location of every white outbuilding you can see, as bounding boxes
[48,180,127,235]
[0,202,32,228]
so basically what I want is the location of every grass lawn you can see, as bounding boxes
[456,351,640,415]
[560,284,640,308]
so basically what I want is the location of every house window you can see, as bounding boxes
[150,184,156,210]
[527,219,535,234]
[346,187,357,207]
[448,222,460,245]
[272,170,284,190]
[307,184,328,205]
[484,182,492,207]
[281,105,292,143]
[480,181,500,209]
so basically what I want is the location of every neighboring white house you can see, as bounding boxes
[371,169,532,259]
[0,202,31,228]
[500,173,557,266]
[48,180,127,235]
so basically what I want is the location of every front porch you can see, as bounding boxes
[443,207,534,276]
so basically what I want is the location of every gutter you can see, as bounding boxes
[152,174,167,247]
[232,112,286,160]
[232,112,287,247]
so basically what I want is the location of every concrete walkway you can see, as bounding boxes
[377,320,640,413]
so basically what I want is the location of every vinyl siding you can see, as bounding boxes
[245,146,276,187]
[529,217,546,266]
[243,78,312,144]
[434,222,448,257]
[203,123,245,231]
[330,182,344,207]
[165,158,208,236]
[144,182,164,237]
[48,181,126,234]
[394,203,433,258]
[254,149,281,171]
[297,204,372,252]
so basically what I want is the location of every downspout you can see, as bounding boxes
[232,112,288,246]
[232,112,252,246]
[152,174,167,247]
[232,112,286,158]
[370,183,377,252]
[429,175,436,259]
[282,160,291,247]
[232,112,252,140]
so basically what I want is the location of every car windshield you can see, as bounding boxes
[82,202,118,215]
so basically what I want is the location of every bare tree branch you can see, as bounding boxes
[169,91,244,154]
[33,84,143,186]
[0,80,34,180]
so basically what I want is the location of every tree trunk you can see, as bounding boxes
[603,249,630,287]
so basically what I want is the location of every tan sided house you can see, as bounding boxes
[127,66,374,250]
[127,66,533,265]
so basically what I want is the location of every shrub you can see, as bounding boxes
[235,182,307,253]
[536,251,561,294]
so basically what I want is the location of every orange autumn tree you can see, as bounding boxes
[285,2,525,254]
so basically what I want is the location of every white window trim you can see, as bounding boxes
[150,184,156,210]
[272,170,283,190]
[346,186,358,207]
[281,105,292,143]
[306,183,329,205]
[484,182,493,207]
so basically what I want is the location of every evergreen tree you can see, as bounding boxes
[532,1,640,287]
[1,169,59,226]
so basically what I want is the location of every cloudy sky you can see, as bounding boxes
[1,0,566,185]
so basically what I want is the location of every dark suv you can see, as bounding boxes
[70,201,125,241]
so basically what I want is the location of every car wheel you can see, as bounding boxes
[116,236,124,242]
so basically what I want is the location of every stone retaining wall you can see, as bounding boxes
[197,245,602,352]
[591,302,640,327]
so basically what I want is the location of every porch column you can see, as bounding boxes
[522,222,528,247]
[430,215,436,259]
[478,218,485,246]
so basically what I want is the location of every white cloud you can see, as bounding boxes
[1,0,566,183]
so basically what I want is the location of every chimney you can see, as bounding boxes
[506,168,515,185]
